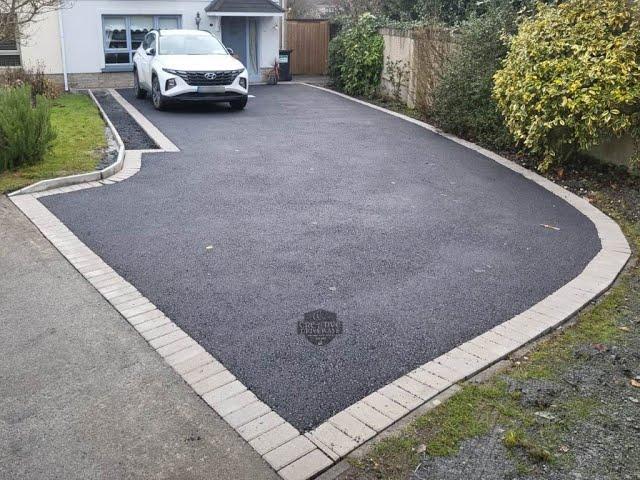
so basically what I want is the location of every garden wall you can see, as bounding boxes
[379,27,455,109]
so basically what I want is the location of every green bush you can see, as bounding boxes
[329,13,384,97]
[494,0,640,170]
[0,86,56,172]
[429,3,518,151]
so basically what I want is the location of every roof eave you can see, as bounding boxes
[205,11,285,16]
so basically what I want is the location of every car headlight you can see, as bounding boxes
[162,68,186,76]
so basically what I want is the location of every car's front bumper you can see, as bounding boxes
[170,92,247,102]
[158,69,249,100]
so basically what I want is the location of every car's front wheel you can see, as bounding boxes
[133,69,146,99]
[151,75,167,110]
[229,96,248,111]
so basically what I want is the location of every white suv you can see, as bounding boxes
[132,29,249,111]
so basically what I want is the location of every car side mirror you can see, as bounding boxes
[227,47,234,56]
[145,47,156,56]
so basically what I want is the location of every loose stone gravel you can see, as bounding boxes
[92,90,157,150]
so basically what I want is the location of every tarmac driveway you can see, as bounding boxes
[42,85,600,431]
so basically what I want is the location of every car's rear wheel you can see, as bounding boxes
[229,96,248,111]
[151,76,167,110]
[133,69,146,99]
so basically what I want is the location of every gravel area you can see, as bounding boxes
[92,90,157,150]
[409,325,640,480]
[95,124,120,171]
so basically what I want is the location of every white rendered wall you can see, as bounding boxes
[258,16,280,69]
[61,0,212,73]
[58,0,282,74]
[19,9,64,74]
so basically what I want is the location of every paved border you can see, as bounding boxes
[9,84,631,480]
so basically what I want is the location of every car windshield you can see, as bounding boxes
[159,34,228,55]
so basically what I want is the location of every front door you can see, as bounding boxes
[222,17,260,82]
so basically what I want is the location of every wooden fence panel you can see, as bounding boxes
[286,20,329,75]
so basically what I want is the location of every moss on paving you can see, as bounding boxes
[0,93,106,194]
[344,156,640,479]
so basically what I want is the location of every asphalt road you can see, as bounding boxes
[42,85,600,431]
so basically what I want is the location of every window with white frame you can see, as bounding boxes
[0,15,21,67]
[103,15,181,69]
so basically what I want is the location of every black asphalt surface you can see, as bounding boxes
[42,85,600,431]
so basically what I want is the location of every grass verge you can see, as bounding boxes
[0,93,106,194]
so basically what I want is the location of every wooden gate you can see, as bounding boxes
[286,20,329,75]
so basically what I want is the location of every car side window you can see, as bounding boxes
[148,34,157,51]
[142,33,156,51]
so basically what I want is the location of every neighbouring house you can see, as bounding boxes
[3,0,285,88]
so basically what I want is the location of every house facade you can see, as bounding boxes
[9,0,285,88]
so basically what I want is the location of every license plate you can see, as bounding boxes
[197,85,225,93]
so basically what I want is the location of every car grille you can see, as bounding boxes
[174,70,242,86]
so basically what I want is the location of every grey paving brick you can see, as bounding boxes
[378,384,422,409]
[458,340,499,362]
[182,360,225,385]
[134,315,171,332]
[202,380,247,406]
[156,337,196,357]
[129,309,165,326]
[192,370,235,395]
[422,361,465,383]
[148,329,188,349]
[172,351,216,376]
[346,401,394,431]
[263,436,316,471]
[224,400,271,429]
[492,324,531,344]
[164,344,205,366]
[237,411,285,441]
[101,283,137,297]
[249,422,299,455]
[141,322,179,341]
[278,449,332,480]
[468,336,511,357]
[407,367,452,390]
[393,375,439,401]
[362,392,408,421]
[119,301,156,319]
[327,411,375,444]
[308,423,359,457]
[213,390,257,417]
[108,291,142,306]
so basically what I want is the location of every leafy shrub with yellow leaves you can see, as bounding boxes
[493,0,640,170]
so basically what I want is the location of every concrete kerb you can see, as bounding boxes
[108,89,180,152]
[8,90,126,197]
[8,83,633,480]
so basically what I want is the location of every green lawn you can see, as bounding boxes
[0,93,106,194]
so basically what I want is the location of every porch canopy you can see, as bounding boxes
[205,0,285,16]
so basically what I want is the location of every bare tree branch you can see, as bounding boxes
[0,0,66,41]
